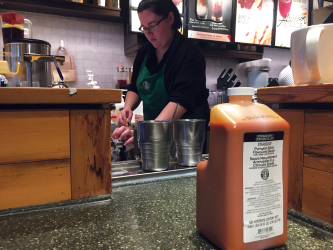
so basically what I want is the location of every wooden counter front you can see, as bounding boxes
[0,88,121,210]
[257,85,333,224]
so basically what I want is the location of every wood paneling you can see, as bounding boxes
[70,109,111,199]
[0,110,70,164]
[257,83,333,103]
[0,88,121,104]
[0,159,71,209]
[274,109,304,212]
[304,110,333,157]
[304,154,333,173]
[302,167,333,224]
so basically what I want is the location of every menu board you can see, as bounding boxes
[187,0,232,42]
[235,0,274,45]
[275,0,309,47]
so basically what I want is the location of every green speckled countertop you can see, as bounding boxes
[0,176,332,249]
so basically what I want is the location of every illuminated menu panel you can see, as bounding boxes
[235,0,274,45]
[187,0,232,42]
[173,0,184,14]
[275,0,309,47]
[131,9,141,33]
[131,0,141,7]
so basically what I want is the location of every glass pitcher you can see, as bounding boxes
[0,12,33,43]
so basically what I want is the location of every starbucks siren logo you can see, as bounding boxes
[143,81,150,90]
[261,169,269,180]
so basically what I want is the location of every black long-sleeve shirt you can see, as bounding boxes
[128,32,209,116]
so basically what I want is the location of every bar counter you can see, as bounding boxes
[0,176,332,249]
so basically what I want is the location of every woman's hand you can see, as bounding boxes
[112,126,134,146]
[117,108,133,127]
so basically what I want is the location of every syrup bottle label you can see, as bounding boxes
[243,132,284,243]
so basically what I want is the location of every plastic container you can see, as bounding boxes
[246,59,271,88]
[197,87,289,250]
[117,66,127,87]
[129,66,133,85]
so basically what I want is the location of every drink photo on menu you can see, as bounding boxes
[279,0,292,18]
[235,0,274,45]
[196,0,208,19]
[212,0,223,21]
[275,0,308,47]
[188,0,232,42]
[195,0,226,23]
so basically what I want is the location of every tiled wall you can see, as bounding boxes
[0,9,135,89]
[205,57,239,90]
[263,47,291,79]
[0,9,290,89]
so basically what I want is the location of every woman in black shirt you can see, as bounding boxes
[113,0,209,145]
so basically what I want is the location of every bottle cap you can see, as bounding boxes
[228,87,255,96]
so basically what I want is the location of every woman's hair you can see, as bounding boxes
[137,0,182,31]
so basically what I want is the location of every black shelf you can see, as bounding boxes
[0,0,125,23]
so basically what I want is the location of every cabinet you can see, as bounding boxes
[0,88,121,210]
[0,0,124,23]
[0,110,71,209]
[258,84,333,224]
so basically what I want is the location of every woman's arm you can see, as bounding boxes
[155,102,187,121]
[124,91,141,111]
[117,91,141,126]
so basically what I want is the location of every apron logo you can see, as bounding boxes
[143,81,150,90]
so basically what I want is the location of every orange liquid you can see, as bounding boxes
[197,95,289,250]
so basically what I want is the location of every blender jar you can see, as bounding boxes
[1,12,33,42]
[1,12,24,42]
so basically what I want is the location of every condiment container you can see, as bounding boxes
[129,66,133,85]
[197,87,289,250]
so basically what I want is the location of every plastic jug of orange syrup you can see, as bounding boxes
[197,87,289,250]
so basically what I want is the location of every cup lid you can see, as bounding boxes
[228,87,255,96]
[1,12,24,25]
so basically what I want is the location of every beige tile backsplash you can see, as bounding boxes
[0,9,290,89]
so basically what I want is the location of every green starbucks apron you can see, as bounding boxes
[136,33,204,120]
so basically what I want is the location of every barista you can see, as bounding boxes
[112,0,209,145]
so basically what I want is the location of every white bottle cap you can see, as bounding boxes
[228,87,255,96]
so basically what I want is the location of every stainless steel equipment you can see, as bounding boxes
[173,119,206,166]
[137,120,172,172]
[22,53,65,87]
[4,38,52,87]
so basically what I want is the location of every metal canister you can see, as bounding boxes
[4,38,52,87]
[137,120,172,171]
[173,119,206,166]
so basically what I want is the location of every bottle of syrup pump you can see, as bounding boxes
[197,87,289,250]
